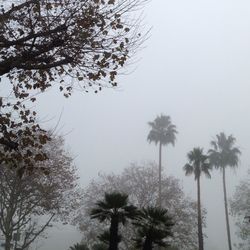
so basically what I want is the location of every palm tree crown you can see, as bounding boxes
[184,147,212,180]
[147,115,177,146]
[208,132,241,169]
[90,192,138,224]
[133,206,174,250]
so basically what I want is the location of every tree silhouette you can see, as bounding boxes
[183,147,211,250]
[91,192,138,250]
[147,115,177,207]
[209,132,241,250]
[133,206,174,250]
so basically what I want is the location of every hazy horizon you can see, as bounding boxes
[6,0,249,249]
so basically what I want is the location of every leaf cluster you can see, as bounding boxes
[0,0,147,96]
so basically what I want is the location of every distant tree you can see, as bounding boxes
[0,0,147,98]
[0,135,81,250]
[147,115,177,207]
[208,132,241,250]
[133,207,174,250]
[76,162,201,250]
[90,192,138,250]
[230,170,250,250]
[183,147,211,250]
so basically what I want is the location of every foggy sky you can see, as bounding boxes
[34,0,250,249]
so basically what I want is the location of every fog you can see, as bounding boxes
[22,0,250,249]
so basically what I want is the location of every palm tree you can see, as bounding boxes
[183,147,211,250]
[208,132,241,250]
[133,206,174,250]
[147,114,177,207]
[90,192,138,250]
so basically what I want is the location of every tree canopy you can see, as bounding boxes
[0,0,147,97]
[184,147,211,180]
[147,115,177,147]
[209,132,241,169]
[0,0,148,170]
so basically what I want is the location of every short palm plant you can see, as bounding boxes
[183,147,211,250]
[133,206,174,250]
[90,192,138,250]
[208,132,241,250]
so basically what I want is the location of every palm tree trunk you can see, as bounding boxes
[143,236,153,250]
[197,176,204,250]
[158,142,162,208]
[109,216,119,250]
[158,142,162,250]
[222,167,232,250]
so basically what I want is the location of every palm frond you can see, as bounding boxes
[183,164,194,176]
[201,163,212,179]
[209,133,241,169]
[184,147,211,179]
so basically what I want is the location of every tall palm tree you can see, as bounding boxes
[208,132,241,250]
[147,114,177,207]
[133,206,174,250]
[90,192,138,250]
[183,147,211,250]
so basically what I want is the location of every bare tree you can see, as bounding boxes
[0,135,81,250]
[230,169,250,250]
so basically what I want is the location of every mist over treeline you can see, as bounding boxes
[0,0,249,250]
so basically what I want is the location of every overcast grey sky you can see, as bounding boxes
[34,0,250,249]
